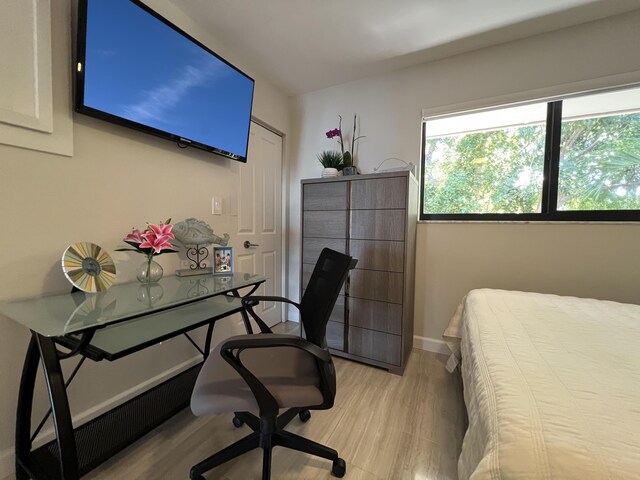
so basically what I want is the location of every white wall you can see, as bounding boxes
[0,0,290,474]
[288,11,640,347]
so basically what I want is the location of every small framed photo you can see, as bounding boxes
[213,246,233,275]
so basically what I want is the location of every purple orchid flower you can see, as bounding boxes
[326,128,341,139]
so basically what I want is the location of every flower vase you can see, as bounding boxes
[137,257,163,283]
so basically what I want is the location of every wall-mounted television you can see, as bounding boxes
[75,0,255,162]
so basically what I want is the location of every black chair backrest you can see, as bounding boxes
[300,248,357,348]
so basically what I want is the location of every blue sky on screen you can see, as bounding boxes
[84,0,254,157]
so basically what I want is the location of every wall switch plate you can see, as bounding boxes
[212,197,222,215]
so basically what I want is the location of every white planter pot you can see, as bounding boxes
[321,167,339,178]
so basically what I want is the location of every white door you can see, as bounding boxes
[236,121,283,327]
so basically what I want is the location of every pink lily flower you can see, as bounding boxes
[124,229,144,244]
[148,222,175,240]
[116,220,178,260]
[140,231,174,254]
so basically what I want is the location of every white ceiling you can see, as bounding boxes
[169,0,640,96]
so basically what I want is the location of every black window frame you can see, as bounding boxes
[420,98,640,222]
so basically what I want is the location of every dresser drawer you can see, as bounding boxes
[302,238,347,266]
[303,182,348,211]
[348,326,401,365]
[349,239,404,272]
[349,269,403,304]
[348,297,402,335]
[327,321,345,351]
[303,210,347,239]
[350,209,405,241]
[350,177,406,210]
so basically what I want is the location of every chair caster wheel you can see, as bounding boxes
[332,458,346,477]
[232,415,244,428]
[190,473,205,480]
[299,409,311,422]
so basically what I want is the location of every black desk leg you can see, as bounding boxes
[15,334,39,480]
[203,323,214,360]
[36,334,80,480]
[205,282,263,357]
[230,288,254,334]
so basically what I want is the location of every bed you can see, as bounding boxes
[444,289,640,479]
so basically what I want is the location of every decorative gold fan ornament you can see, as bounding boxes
[61,242,116,292]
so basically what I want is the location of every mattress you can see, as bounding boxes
[444,289,640,479]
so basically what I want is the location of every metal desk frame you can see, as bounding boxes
[9,276,265,480]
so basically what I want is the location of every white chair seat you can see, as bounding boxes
[191,334,323,416]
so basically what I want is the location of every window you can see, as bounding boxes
[421,86,640,221]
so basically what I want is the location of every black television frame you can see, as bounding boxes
[75,0,255,162]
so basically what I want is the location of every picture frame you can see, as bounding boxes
[213,246,233,275]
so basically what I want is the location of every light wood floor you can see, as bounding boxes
[8,323,466,480]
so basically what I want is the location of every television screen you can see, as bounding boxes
[76,0,255,161]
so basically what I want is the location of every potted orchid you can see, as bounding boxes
[326,114,365,176]
[116,219,178,283]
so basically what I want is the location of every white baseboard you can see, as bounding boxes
[413,335,449,355]
[0,354,202,479]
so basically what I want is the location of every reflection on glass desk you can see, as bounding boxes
[60,295,244,361]
[0,272,265,337]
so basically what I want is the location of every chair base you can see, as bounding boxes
[189,408,346,480]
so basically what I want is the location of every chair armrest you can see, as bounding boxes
[222,334,330,364]
[220,334,331,417]
[241,296,301,334]
[241,295,301,310]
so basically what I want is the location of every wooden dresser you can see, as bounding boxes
[300,171,418,374]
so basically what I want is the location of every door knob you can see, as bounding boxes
[243,241,260,248]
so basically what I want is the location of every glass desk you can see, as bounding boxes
[0,273,265,480]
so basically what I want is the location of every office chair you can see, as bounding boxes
[189,248,357,480]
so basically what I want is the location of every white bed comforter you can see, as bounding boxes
[445,289,640,480]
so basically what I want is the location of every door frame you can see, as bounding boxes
[250,116,288,323]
